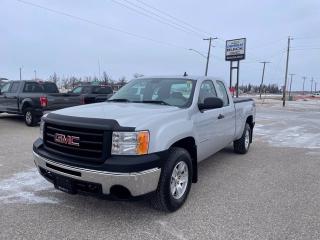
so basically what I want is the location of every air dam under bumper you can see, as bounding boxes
[33,151,161,197]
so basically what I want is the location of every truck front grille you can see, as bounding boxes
[43,122,109,162]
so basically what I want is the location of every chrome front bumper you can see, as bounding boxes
[33,151,161,196]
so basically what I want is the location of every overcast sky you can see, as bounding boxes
[1,0,320,90]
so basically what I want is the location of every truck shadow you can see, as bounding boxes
[0,113,39,126]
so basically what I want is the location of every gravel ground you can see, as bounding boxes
[0,100,320,240]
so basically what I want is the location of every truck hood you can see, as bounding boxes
[52,102,183,128]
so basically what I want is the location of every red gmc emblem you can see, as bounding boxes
[54,133,80,147]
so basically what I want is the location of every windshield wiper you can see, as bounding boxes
[108,98,131,102]
[137,100,171,106]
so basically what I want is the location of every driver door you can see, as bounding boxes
[0,82,12,112]
[193,80,226,161]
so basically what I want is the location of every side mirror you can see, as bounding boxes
[198,97,223,111]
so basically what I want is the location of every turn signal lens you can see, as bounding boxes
[136,131,149,155]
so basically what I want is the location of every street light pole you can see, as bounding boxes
[34,70,37,80]
[188,49,206,58]
[311,77,314,94]
[19,67,22,81]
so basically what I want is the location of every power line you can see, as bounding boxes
[124,0,205,37]
[134,0,212,36]
[111,0,203,38]
[15,0,188,50]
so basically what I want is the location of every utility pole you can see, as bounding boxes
[282,36,293,107]
[98,60,101,81]
[259,61,270,99]
[19,67,22,81]
[203,37,217,76]
[302,76,307,95]
[34,70,37,80]
[310,77,314,94]
[288,73,295,98]
[315,81,317,93]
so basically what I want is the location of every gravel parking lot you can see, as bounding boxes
[1,99,320,240]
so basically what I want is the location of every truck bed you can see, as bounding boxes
[233,97,254,103]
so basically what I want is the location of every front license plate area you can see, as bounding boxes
[55,175,77,194]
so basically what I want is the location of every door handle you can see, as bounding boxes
[218,114,224,119]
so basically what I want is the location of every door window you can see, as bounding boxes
[198,80,217,104]
[1,83,11,93]
[9,82,20,93]
[216,81,229,106]
[72,87,82,94]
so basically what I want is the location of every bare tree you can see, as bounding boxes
[102,71,110,85]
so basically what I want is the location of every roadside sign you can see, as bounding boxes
[225,38,246,61]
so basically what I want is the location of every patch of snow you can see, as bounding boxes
[156,220,187,240]
[306,151,320,156]
[0,168,59,204]
[255,119,320,149]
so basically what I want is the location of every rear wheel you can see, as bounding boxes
[234,123,251,154]
[23,108,38,126]
[150,147,192,212]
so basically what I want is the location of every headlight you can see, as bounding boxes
[111,131,149,155]
[39,120,45,140]
[39,114,47,140]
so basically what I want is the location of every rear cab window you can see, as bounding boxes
[23,82,44,93]
[41,83,59,93]
[92,86,113,94]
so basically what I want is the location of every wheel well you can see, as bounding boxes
[171,137,198,183]
[246,115,254,129]
[22,102,31,112]
[246,115,254,142]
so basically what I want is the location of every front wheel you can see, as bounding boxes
[150,147,193,212]
[234,123,252,154]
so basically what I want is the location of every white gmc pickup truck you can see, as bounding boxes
[33,75,255,212]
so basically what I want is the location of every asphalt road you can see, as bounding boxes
[0,102,320,240]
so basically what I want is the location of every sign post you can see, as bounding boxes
[225,38,246,97]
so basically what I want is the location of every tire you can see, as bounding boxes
[234,123,251,154]
[150,147,193,212]
[23,107,38,126]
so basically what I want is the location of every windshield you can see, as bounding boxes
[109,78,196,108]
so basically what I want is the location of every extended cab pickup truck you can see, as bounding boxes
[70,85,113,104]
[0,81,82,126]
[33,76,255,212]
